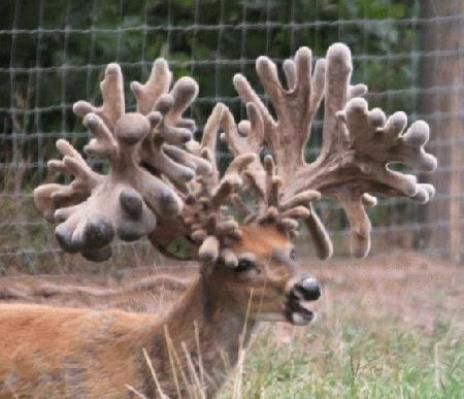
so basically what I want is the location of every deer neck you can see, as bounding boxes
[143,274,256,396]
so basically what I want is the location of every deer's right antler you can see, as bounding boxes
[34,61,198,261]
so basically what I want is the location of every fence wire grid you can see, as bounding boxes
[0,0,463,272]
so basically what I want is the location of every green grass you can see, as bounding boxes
[220,303,464,399]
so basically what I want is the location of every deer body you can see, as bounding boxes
[0,280,249,398]
[0,225,319,398]
[0,305,150,398]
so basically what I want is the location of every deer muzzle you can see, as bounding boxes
[285,276,321,326]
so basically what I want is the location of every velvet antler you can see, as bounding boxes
[35,44,437,263]
[34,61,198,261]
[233,44,437,258]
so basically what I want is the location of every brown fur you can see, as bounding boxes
[0,272,192,312]
[0,225,309,398]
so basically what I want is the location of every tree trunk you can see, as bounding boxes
[420,0,464,262]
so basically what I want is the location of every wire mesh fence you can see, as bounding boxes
[0,0,463,272]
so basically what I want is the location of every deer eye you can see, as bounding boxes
[235,258,256,273]
[290,249,297,261]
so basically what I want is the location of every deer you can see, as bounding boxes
[0,43,437,398]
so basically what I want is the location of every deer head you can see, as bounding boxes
[202,223,320,326]
[33,43,437,327]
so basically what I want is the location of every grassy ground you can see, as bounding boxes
[0,252,462,398]
[231,303,463,398]
[219,252,464,399]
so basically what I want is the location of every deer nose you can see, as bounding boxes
[295,277,321,301]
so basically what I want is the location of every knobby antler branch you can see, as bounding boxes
[232,47,333,258]
[181,103,256,266]
[233,44,437,258]
[34,61,199,261]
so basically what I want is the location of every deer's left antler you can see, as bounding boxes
[233,44,437,258]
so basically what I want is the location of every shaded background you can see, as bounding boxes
[0,0,463,273]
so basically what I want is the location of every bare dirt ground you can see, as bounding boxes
[314,251,464,334]
[0,250,462,334]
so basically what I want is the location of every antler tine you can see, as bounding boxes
[197,104,258,214]
[254,154,318,238]
[303,208,334,259]
[149,70,199,144]
[165,76,198,132]
[199,102,259,189]
[220,102,266,200]
[236,102,265,148]
[263,155,281,208]
[200,102,226,173]
[74,63,124,130]
[282,59,297,90]
[131,58,172,115]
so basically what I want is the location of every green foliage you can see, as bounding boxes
[220,304,464,398]
[1,0,419,141]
